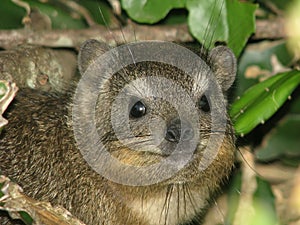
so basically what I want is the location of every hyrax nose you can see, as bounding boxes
[165,118,194,143]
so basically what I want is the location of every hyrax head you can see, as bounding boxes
[75,39,236,186]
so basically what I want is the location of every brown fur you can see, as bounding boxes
[0,40,236,225]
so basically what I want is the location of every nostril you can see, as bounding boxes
[182,127,194,141]
[165,129,179,143]
[164,118,194,143]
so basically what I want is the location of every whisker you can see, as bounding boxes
[206,0,225,51]
[119,26,136,65]
[177,183,180,222]
[141,189,145,215]
[98,5,117,44]
[200,0,220,57]
[98,5,142,97]
[213,197,226,225]
[165,184,174,225]
[237,148,260,176]
[183,184,187,217]
[125,138,155,149]
[160,184,171,224]
[210,130,236,136]
[98,5,133,88]
[184,184,198,216]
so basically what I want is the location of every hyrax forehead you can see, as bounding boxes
[109,62,198,94]
[78,40,236,95]
[105,61,209,118]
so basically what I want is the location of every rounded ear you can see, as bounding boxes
[78,39,110,74]
[208,46,237,91]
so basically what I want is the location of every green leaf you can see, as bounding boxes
[0,181,3,199]
[0,0,25,29]
[280,157,300,167]
[230,70,300,136]
[1,0,88,29]
[121,0,186,24]
[225,171,242,225]
[225,174,278,225]
[290,94,300,113]
[24,0,87,29]
[19,211,34,225]
[187,0,257,56]
[251,177,278,225]
[161,9,188,25]
[78,0,112,26]
[0,177,4,207]
[121,0,256,56]
[0,82,7,100]
[236,42,294,98]
[256,114,300,161]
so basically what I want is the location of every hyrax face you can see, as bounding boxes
[75,40,236,187]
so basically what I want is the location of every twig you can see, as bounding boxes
[233,147,257,225]
[0,175,86,225]
[262,0,284,16]
[0,81,18,129]
[58,0,97,26]
[107,0,122,15]
[253,17,286,40]
[11,0,31,26]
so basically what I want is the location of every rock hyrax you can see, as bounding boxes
[0,40,237,225]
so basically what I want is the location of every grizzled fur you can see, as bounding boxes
[0,40,236,225]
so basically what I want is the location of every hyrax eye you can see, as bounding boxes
[130,101,147,118]
[198,95,210,112]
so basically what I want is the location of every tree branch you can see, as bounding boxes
[0,18,286,50]
[0,24,192,49]
[253,17,286,40]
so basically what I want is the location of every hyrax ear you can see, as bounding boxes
[78,39,110,74]
[208,46,237,91]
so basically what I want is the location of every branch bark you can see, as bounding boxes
[0,18,286,50]
[253,18,286,40]
[0,24,192,49]
[0,175,86,225]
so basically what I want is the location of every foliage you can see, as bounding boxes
[226,173,279,225]
[0,0,111,29]
[0,0,300,224]
[230,71,300,136]
[121,0,257,56]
